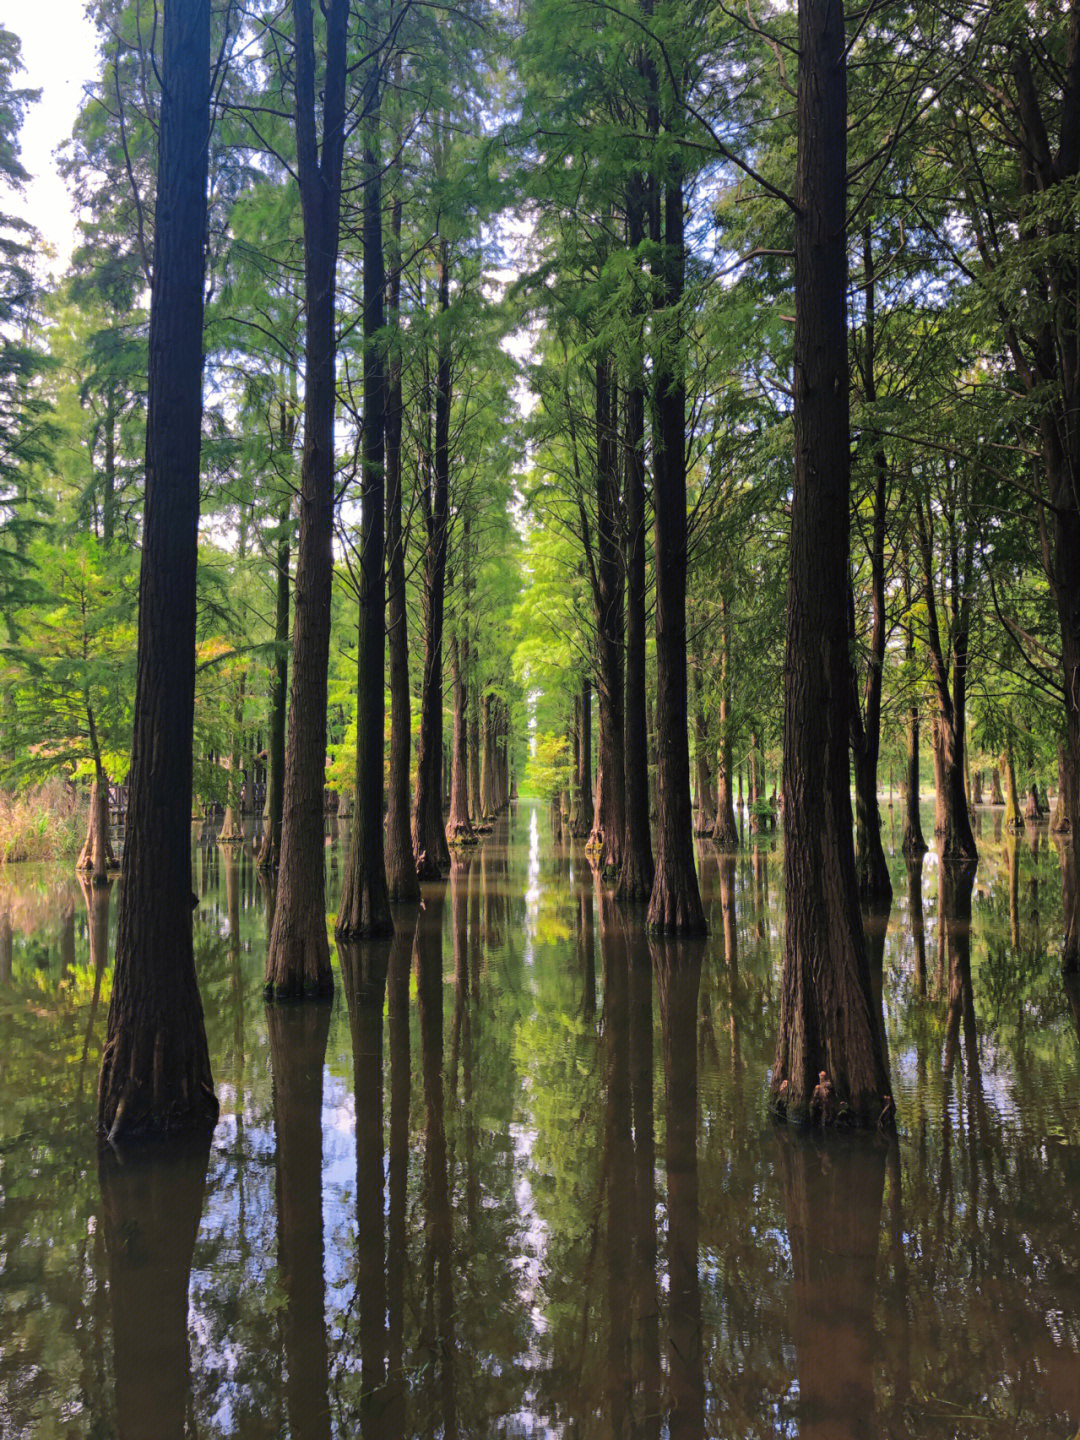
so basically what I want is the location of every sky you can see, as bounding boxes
[3,0,99,270]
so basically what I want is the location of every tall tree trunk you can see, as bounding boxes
[647,168,705,935]
[447,629,475,842]
[914,491,977,861]
[480,691,496,819]
[468,678,482,826]
[850,227,892,903]
[1003,745,1022,830]
[692,663,715,836]
[339,48,392,940]
[771,0,892,1126]
[712,603,739,850]
[384,149,418,905]
[578,676,595,839]
[594,353,625,873]
[266,0,349,997]
[900,568,926,856]
[259,485,291,872]
[98,0,217,1139]
[618,173,654,900]
[414,243,452,880]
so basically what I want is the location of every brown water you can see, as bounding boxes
[1,803,1078,1439]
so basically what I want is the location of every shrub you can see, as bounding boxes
[0,781,87,864]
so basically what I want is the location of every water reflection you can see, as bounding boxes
[6,807,1080,1434]
[776,1131,886,1440]
[268,1000,332,1440]
[99,1134,211,1440]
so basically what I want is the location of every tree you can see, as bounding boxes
[770,0,892,1128]
[98,0,218,1140]
[265,0,349,998]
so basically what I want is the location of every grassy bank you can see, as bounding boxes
[0,782,87,864]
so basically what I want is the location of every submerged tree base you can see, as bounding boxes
[98,1026,219,1145]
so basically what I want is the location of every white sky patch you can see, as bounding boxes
[3,0,98,272]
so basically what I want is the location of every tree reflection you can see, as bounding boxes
[776,1130,886,1440]
[99,1133,211,1440]
[267,999,332,1440]
[341,931,392,1437]
[416,887,458,1440]
[654,936,704,1439]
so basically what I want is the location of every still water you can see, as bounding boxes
[1,803,1078,1438]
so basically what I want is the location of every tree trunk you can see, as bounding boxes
[914,494,977,862]
[258,485,291,872]
[712,605,739,851]
[692,665,715,837]
[1003,746,1022,830]
[850,228,892,905]
[618,176,653,899]
[98,0,218,1139]
[646,167,705,935]
[99,1135,211,1440]
[771,0,892,1127]
[577,676,595,839]
[594,353,625,874]
[468,679,483,827]
[480,691,495,820]
[384,163,418,904]
[338,52,393,941]
[267,1000,333,1440]
[447,629,475,843]
[413,244,452,880]
[266,0,348,997]
[990,763,1005,806]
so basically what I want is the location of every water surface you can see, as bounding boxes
[1,804,1078,1438]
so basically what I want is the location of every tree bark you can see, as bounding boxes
[771,0,892,1127]
[647,166,705,935]
[384,158,418,904]
[480,691,496,820]
[98,0,218,1139]
[712,602,739,850]
[618,174,653,900]
[447,629,475,843]
[338,44,393,940]
[913,491,977,861]
[691,663,715,836]
[258,483,291,872]
[266,0,349,996]
[594,353,625,874]
[577,676,595,839]
[850,227,892,904]
[413,244,452,879]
